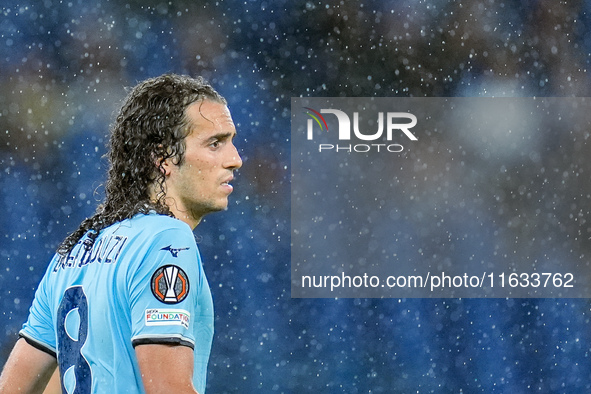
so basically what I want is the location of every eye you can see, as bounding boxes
[209,140,220,148]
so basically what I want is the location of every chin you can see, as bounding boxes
[205,201,229,214]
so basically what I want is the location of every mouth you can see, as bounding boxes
[221,176,234,191]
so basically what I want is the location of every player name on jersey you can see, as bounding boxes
[54,234,129,271]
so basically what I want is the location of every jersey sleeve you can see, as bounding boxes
[127,225,203,349]
[19,259,58,358]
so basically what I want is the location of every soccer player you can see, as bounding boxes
[0,74,242,393]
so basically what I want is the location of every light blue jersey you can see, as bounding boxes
[20,213,214,393]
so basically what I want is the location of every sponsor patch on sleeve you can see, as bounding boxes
[145,309,190,329]
[150,264,190,304]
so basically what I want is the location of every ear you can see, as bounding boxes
[153,154,172,177]
[159,157,173,176]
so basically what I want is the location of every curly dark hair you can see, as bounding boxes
[57,74,226,256]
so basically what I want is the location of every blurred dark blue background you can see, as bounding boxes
[2,0,591,392]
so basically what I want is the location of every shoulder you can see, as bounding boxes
[105,214,197,258]
[129,213,189,229]
[124,214,193,237]
[122,214,198,256]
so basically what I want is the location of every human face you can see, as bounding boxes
[162,100,242,228]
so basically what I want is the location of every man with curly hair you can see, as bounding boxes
[0,74,242,393]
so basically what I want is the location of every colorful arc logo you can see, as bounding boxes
[304,107,329,133]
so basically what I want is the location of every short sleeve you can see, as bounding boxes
[127,225,202,349]
[19,259,58,357]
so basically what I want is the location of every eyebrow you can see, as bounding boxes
[205,131,237,142]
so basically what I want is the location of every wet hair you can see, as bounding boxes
[57,73,226,256]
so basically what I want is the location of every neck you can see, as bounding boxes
[149,186,202,229]
[167,203,202,230]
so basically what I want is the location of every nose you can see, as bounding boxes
[225,143,243,170]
